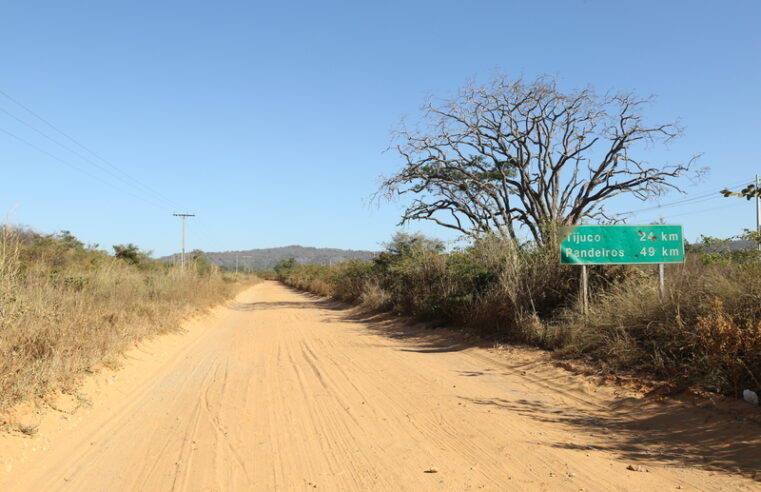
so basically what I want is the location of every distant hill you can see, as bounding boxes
[723,239,756,251]
[688,238,756,252]
[161,245,377,271]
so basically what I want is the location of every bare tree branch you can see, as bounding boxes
[379,75,697,246]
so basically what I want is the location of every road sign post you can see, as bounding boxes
[658,263,666,300]
[560,225,685,310]
[581,264,589,315]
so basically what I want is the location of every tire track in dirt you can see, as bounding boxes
[0,281,758,491]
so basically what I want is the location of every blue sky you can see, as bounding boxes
[1,1,759,256]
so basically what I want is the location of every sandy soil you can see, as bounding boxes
[0,281,759,491]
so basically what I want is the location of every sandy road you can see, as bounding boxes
[1,281,759,491]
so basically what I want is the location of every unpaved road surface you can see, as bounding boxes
[1,281,759,491]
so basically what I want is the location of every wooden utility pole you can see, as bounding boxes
[756,175,760,251]
[240,255,254,273]
[173,213,195,266]
[236,254,254,274]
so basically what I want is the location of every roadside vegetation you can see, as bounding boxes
[277,231,761,399]
[275,73,760,400]
[0,226,251,411]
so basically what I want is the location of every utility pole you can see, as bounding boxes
[756,174,760,252]
[233,255,254,275]
[241,255,254,273]
[235,255,253,274]
[173,213,195,266]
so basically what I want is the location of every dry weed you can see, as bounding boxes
[0,227,249,410]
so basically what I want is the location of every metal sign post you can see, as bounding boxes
[658,263,665,300]
[581,264,589,315]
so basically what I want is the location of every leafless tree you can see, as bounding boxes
[380,75,697,246]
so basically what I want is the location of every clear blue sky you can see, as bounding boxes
[2,1,759,256]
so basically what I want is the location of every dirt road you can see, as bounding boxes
[1,281,759,491]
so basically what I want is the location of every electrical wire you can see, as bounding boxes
[0,126,171,211]
[0,88,186,211]
[625,180,752,216]
[667,202,743,219]
[0,105,181,210]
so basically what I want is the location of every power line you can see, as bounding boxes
[624,180,752,216]
[0,105,180,210]
[667,202,741,219]
[631,180,750,212]
[0,88,185,211]
[0,125,171,211]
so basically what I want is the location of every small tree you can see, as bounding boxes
[381,75,698,247]
[373,232,445,272]
[112,243,149,265]
[56,230,85,251]
[189,249,208,263]
[274,257,298,276]
[189,249,215,275]
[385,232,444,256]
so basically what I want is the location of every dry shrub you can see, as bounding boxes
[329,261,376,302]
[278,232,761,397]
[280,264,337,297]
[298,277,334,297]
[458,237,578,343]
[558,274,663,372]
[385,252,452,318]
[696,298,761,395]
[0,227,248,410]
[358,280,391,311]
[561,255,761,394]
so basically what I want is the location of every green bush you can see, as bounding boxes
[113,243,149,265]
[274,257,298,277]
[279,230,761,398]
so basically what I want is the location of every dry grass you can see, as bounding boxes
[697,298,761,394]
[358,280,392,311]
[278,234,761,397]
[0,227,252,410]
[555,256,761,395]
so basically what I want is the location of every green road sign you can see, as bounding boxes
[560,224,685,265]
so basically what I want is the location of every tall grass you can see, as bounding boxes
[560,256,761,395]
[0,226,247,410]
[278,232,761,397]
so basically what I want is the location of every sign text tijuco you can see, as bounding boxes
[560,225,685,265]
